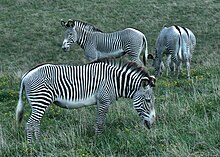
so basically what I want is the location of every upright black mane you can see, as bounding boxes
[91,58,149,78]
[74,20,103,32]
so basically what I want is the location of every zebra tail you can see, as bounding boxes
[143,35,148,66]
[16,79,25,125]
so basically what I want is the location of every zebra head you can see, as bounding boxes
[148,54,164,76]
[133,76,156,129]
[61,19,78,52]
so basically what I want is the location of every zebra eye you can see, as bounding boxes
[69,33,72,36]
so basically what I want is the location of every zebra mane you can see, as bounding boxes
[91,58,149,77]
[174,25,181,35]
[74,20,103,32]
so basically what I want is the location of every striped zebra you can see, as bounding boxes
[61,19,148,66]
[148,25,196,79]
[16,59,156,142]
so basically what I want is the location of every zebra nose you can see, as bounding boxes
[62,47,67,52]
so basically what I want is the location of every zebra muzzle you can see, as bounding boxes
[62,47,68,52]
[62,44,70,52]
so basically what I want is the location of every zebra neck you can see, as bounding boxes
[76,40,86,49]
[76,28,91,49]
[116,74,139,99]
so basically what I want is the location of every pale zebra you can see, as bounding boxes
[148,25,196,79]
[61,19,148,66]
[16,59,156,142]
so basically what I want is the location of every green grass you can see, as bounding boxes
[0,0,219,156]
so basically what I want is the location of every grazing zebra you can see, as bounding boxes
[61,19,148,66]
[16,59,156,142]
[148,25,196,79]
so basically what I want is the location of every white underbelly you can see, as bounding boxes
[99,49,124,58]
[55,95,97,109]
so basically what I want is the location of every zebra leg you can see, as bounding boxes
[135,58,144,66]
[186,61,190,79]
[131,56,143,66]
[95,101,110,135]
[95,82,115,134]
[179,62,183,74]
[26,114,42,142]
[172,57,179,79]
[128,50,144,66]
[26,118,34,142]
[166,55,172,76]
[169,62,175,77]
[166,62,169,76]
[175,63,179,79]
[26,101,51,142]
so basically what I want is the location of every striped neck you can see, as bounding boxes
[76,28,90,49]
[116,69,142,98]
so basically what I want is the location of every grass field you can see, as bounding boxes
[0,0,220,156]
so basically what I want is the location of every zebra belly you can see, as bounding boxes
[98,49,124,58]
[54,95,97,109]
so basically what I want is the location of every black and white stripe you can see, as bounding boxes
[16,59,156,142]
[148,25,196,79]
[61,19,148,66]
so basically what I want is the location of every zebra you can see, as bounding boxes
[148,25,196,79]
[61,19,148,66]
[16,58,156,142]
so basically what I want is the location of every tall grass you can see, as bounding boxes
[0,0,219,156]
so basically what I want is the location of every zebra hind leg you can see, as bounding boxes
[26,117,42,142]
[127,50,144,66]
[173,61,179,80]
[186,61,190,80]
[26,118,41,142]
[26,119,34,142]
[131,55,144,66]
[26,102,50,142]
[166,55,171,76]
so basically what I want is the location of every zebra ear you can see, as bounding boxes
[66,19,74,27]
[141,76,156,87]
[141,77,149,87]
[147,54,154,60]
[149,75,156,87]
[61,19,66,27]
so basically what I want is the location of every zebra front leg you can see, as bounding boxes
[95,82,115,134]
[95,102,109,135]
